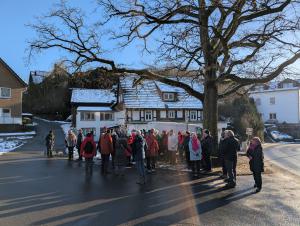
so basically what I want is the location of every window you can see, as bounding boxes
[0,87,11,98]
[160,110,166,118]
[282,83,294,88]
[270,97,275,105]
[177,110,183,118]
[163,92,175,101]
[1,108,10,116]
[168,110,175,119]
[145,110,152,121]
[269,113,277,120]
[100,112,114,121]
[255,98,261,106]
[256,85,264,91]
[190,110,197,121]
[80,112,95,121]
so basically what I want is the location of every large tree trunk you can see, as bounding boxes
[203,80,219,156]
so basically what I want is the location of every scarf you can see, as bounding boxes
[192,136,200,152]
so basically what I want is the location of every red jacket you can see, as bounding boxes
[98,133,113,155]
[80,136,96,158]
[146,134,159,157]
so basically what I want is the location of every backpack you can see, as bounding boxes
[84,141,94,154]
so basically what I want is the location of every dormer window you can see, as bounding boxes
[163,92,175,101]
[282,83,294,88]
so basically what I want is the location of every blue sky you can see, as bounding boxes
[1,1,300,83]
[0,0,154,83]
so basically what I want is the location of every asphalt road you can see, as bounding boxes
[0,121,299,226]
[264,143,300,177]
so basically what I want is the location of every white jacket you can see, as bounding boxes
[168,134,178,151]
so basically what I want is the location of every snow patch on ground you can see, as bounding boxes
[0,131,36,137]
[35,116,70,124]
[0,136,33,155]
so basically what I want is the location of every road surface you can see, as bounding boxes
[264,143,300,177]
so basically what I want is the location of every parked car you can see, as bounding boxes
[270,130,294,142]
[22,113,33,125]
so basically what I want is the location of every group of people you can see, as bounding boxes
[45,126,264,192]
[219,129,264,192]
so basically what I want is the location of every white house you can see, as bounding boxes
[250,79,300,124]
[71,88,125,140]
[71,75,227,139]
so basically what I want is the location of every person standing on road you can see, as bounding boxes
[219,129,227,179]
[168,129,178,165]
[247,137,264,193]
[183,131,191,169]
[81,133,96,176]
[76,129,84,161]
[45,130,55,158]
[189,133,202,178]
[178,131,185,162]
[223,130,240,188]
[114,129,128,176]
[98,127,114,175]
[133,130,146,184]
[145,129,159,173]
[65,130,77,161]
[201,129,213,172]
[111,130,117,169]
[161,130,168,161]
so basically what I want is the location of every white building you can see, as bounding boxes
[71,88,125,139]
[250,79,300,124]
[71,75,227,140]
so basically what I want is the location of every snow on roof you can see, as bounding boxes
[77,106,112,111]
[30,71,51,84]
[120,75,203,109]
[155,78,203,93]
[71,89,116,104]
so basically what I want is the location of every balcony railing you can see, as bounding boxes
[0,116,22,124]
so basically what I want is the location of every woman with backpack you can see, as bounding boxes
[65,130,77,161]
[81,133,96,176]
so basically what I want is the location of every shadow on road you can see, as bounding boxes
[0,151,258,226]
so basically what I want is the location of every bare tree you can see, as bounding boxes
[29,0,300,152]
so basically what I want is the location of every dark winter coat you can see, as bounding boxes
[247,145,264,173]
[115,135,128,157]
[201,135,213,156]
[223,136,240,161]
[132,134,145,161]
[45,134,55,147]
[76,133,84,149]
[183,135,190,153]
[218,137,226,158]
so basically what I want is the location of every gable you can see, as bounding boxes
[0,58,27,88]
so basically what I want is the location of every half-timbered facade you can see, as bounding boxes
[71,75,204,137]
[120,76,203,126]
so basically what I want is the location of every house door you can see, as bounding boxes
[145,110,153,121]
